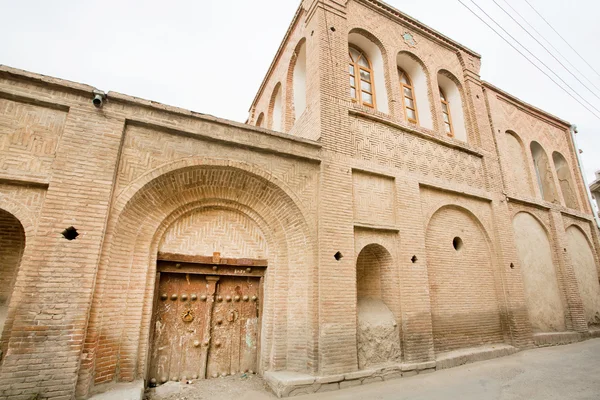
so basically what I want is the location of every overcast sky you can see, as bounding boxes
[2,0,599,187]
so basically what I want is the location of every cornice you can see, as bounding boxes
[356,0,481,59]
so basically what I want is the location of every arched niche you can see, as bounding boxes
[552,151,579,210]
[291,39,307,122]
[566,226,600,327]
[356,244,400,369]
[425,205,503,352]
[530,141,559,203]
[512,212,565,332]
[256,112,264,128]
[348,30,390,114]
[397,51,433,129]
[0,209,25,338]
[268,83,283,132]
[437,71,467,142]
[505,131,533,197]
[80,164,316,391]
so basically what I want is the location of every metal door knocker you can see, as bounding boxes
[182,310,195,322]
[227,310,238,323]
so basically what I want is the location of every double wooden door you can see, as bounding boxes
[149,272,260,384]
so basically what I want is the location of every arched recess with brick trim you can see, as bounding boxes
[355,243,401,369]
[565,225,600,327]
[512,212,566,332]
[0,209,26,354]
[286,38,307,130]
[77,163,316,396]
[504,131,533,197]
[425,205,503,352]
[0,197,36,360]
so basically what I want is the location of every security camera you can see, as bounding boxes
[92,90,107,109]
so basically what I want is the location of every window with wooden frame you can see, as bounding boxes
[398,68,419,124]
[349,46,376,108]
[439,87,454,137]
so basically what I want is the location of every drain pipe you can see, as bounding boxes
[570,124,600,229]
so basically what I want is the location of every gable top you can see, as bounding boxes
[249,0,481,112]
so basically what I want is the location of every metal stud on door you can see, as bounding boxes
[206,276,260,377]
[149,273,211,383]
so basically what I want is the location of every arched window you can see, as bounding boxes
[439,87,453,136]
[349,46,376,108]
[398,68,418,124]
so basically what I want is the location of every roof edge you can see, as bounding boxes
[248,3,304,112]
[0,64,321,149]
[358,0,481,58]
[0,64,97,96]
[482,80,571,127]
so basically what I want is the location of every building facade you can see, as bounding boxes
[591,171,600,218]
[1,0,600,398]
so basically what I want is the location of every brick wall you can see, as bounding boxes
[0,0,598,398]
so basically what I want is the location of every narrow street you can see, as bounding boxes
[148,338,600,400]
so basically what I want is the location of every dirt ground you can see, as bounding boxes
[147,338,600,400]
[144,373,276,400]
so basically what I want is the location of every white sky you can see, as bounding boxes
[1,0,599,184]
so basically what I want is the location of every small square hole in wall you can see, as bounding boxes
[334,251,343,261]
[411,255,418,263]
[62,226,79,241]
[510,263,515,269]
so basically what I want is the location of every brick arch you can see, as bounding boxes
[436,69,471,143]
[0,195,36,239]
[268,82,283,131]
[113,158,313,227]
[0,206,27,359]
[425,204,504,352]
[397,50,436,130]
[78,165,316,396]
[504,130,534,197]
[286,37,307,130]
[348,27,392,114]
[356,243,394,302]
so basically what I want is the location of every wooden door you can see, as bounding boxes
[206,276,260,378]
[149,273,216,384]
[149,273,260,384]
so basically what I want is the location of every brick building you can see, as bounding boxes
[1,0,600,398]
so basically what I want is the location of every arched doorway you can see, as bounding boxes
[148,207,268,383]
[512,212,565,332]
[355,244,401,369]
[425,206,503,352]
[79,164,315,393]
[0,209,25,339]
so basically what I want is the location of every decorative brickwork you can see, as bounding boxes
[0,0,598,398]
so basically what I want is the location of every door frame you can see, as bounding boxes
[146,252,267,384]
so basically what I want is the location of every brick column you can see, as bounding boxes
[396,178,434,363]
[0,106,124,400]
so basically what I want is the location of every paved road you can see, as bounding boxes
[301,338,600,400]
[151,338,600,400]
